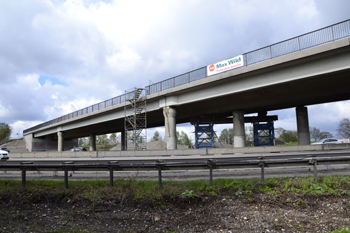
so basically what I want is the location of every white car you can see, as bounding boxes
[0,149,9,160]
[311,138,339,145]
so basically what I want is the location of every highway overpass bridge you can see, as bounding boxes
[23,20,350,152]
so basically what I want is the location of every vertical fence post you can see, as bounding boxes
[109,166,114,187]
[298,37,301,51]
[64,167,69,189]
[207,159,216,187]
[308,158,318,184]
[63,162,74,189]
[108,161,119,187]
[313,159,318,184]
[156,160,163,189]
[21,167,26,188]
[20,162,33,188]
[331,26,335,41]
[259,157,265,182]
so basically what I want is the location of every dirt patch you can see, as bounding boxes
[1,190,350,232]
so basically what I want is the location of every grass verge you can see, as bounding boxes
[0,175,350,203]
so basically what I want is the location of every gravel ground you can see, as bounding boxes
[1,191,350,232]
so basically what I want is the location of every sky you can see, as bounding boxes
[1,0,350,142]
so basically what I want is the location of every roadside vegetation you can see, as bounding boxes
[1,175,350,204]
[1,175,350,232]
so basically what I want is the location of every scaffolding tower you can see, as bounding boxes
[253,121,275,147]
[194,122,215,149]
[124,88,147,150]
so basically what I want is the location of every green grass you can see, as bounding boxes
[0,175,349,203]
[328,228,350,233]
[277,141,299,146]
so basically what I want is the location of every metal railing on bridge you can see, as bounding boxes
[23,19,350,134]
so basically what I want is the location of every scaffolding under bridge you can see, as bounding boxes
[124,88,147,150]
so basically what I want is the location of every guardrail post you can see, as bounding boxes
[21,167,26,188]
[313,159,318,184]
[64,167,68,189]
[156,160,164,189]
[108,161,119,187]
[63,162,74,189]
[308,158,318,184]
[207,159,216,186]
[259,157,265,182]
[20,162,33,188]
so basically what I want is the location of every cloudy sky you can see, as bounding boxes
[1,0,350,141]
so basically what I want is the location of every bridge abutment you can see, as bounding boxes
[296,106,311,145]
[163,106,177,150]
[233,110,246,147]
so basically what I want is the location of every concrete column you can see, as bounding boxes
[121,129,126,151]
[57,131,64,152]
[90,133,96,151]
[163,106,177,150]
[233,110,246,148]
[296,106,311,145]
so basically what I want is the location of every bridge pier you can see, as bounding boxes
[163,106,177,150]
[296,106,311,145]
[233,110,246,147]
[57,131,64,151]
[90,133,96,151]
[121,129,126,151]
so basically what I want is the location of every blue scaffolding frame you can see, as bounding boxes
[194,122,214,149]
[253,122,275,147]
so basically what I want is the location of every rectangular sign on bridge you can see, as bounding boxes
[207,55,244,76]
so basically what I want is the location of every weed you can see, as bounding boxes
[154,193,163,200]
[133,193,144,202]
[181,190,195,199]
[328,228,350,233]
[309,184,325,195]
[297,199,305,205]
[209,191,217,196]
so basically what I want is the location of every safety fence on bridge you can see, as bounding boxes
[23,19,350,134]
[1,152,350,189]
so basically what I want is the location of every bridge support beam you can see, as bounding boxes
[296,106,311,145]
[233,110,246,147]
[121,129,126,151]
[90,133,96,151]
[163,106,177,150]
[57,131,64,152]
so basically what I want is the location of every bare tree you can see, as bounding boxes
[310,127,321,141]
[337,118,350,138]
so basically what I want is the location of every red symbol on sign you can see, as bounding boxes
[209,65,215,72]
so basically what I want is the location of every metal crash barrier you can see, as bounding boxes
[2,152,350,189]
